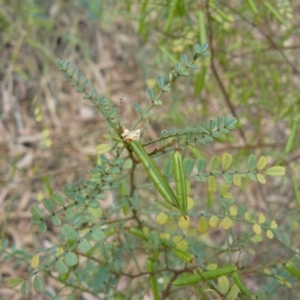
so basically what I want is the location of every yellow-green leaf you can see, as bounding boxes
[258,213,266,224]
[244,212,252,221]
[172,235,184,244]
[156,212,169,225]
[88,207,103,218]
[187,197,194,210]
[257,173,266,184]
[220,184,232,198]
[253,223,262,235]
[31,254,40,269]
[218,275,230,294]
[56,247,64,256]
[220,217,233,230]
[176,239,189,251]
[223,191,232,199]
[198,216,209,234]
[270,220,278,229]
[206,263,218,270]
[251,234,263,243]
[178,216,191,230]
[222,153,233,170]
[233,173,241,187]
[257,156,268,170]
[160,232,171,240]
[96,143,112,154]
[266,229,274,239]
[208,175,218,192]
[209,215,220,228]
[226,284,239,300]
[229,205,238,216]
[265,166,285,176]
[6,277,23,288]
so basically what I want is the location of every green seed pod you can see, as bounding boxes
[172,248,195,263]
[146,259,160,300]
[231,272,251,296]
[129,140,178,207]
[129,227,148,240]
[284,260,300,280]
[173,141,188,217]
[173,265,236,286]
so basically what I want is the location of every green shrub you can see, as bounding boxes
[6,44,294,300]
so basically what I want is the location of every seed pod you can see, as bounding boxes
[173,265,236,286]
[173,141,187,217]
[231,272,251,296]
[129,140,178,207]
[129,227,148,240]
[172,248,195,263]
[284,260,300,280]
[146,259,160,300]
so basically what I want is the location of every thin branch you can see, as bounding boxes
[221,1,299,75]
[205,2,247,144]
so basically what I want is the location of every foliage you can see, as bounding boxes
[1,1,300,299]
[5,43,290,299]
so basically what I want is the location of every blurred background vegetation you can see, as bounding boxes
[1,0,300,299]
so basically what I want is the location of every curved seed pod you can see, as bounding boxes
[129,140,178,207]
[173,141,187,217]
[173,265,236,286]
[231,272,251,296]
[284,260,300,280]
[146,259,160,300]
